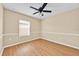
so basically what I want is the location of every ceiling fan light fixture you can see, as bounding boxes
[30,3,52,16]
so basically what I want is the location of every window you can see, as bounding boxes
[19,20,30,37]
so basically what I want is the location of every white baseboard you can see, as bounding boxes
[0,47,4,56]
[42,38,79,50]
[4,38,40,48]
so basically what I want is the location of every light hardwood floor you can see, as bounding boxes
[2,39,79,56]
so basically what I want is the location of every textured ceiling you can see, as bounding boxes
[3,3,79,20]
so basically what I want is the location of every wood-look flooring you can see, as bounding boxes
[2,39,79,56]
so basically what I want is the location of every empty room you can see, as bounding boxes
[0,3,79,56]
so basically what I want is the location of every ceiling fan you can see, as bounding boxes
[30,3,52,16]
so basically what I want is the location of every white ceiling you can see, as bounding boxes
[3,3,79,20]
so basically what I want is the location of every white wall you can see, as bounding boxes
[3,9,41,47]
[42,8,79,49]
[0,4,3,55]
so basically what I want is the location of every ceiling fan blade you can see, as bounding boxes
[41,3,47,10]
[43,10,52,13]
[30,6,38,10]
[33,12,39,15]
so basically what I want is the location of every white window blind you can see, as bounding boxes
[19,20,30,37]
